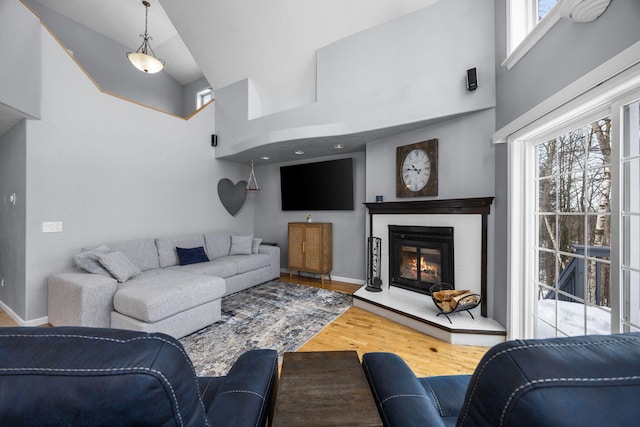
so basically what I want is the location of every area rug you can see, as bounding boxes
[179,280,352,376]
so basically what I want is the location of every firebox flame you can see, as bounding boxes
[400,256,440,282]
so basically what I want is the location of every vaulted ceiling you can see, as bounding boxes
[5,0,441,158]
[31,0,438,96]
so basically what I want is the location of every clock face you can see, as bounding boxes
[401,148,431,191]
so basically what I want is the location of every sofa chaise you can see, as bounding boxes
[48,232,280,338]
[0,326,278,426]
[362,332,640,426]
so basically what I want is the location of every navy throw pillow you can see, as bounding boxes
[176,246,210,266]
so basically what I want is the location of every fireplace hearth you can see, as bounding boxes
[364,197,494,317]
[389,225,454,295]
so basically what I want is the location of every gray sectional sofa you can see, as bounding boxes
[48,232,280,339]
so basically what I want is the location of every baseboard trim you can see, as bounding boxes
[0,300,48,327]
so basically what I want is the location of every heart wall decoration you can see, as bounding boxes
[217,179,248,216]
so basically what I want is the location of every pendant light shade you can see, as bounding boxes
[127,1,165,74]
[127,52,164,74]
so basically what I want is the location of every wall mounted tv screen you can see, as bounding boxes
[280,158,354,211]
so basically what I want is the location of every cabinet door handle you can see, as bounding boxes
[302,241,305,253]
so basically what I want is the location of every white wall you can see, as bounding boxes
[17,25,252,323]
[0,0,41,119]
[365,110,496,202]
[214,0,495,157]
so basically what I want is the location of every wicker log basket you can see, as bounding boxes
[430,283,481,324]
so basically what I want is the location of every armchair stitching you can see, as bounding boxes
[0,333,192,363]
[422,381,444,416]
[216,389,265,400]
[0,333,210,425]
[0,366,185,427]
[381,394,430,405]
[459,337,640,425]
[498,375,640,427]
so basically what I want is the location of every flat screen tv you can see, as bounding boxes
[280,158,354,211]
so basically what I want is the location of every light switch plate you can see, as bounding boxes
[42,221,63,233]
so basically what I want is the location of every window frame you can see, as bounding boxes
[505,59,640,340]
[503,0,561,70]
[615,92,640,332]
[530,111,613,338]
[196,87,213,109]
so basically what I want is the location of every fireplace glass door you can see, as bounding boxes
[398,245,442,284]
[389,225,454,295]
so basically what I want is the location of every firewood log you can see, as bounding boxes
[450,292,478,309]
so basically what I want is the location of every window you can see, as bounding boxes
[502,50,640,339]
[196,88,213,109]
[504,0,610,69]
[537,0,559,20]
[622,99,640,332]
[506,0,558,57]
[508,86,640,339]
[534,116,612,337]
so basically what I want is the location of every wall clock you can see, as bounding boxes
[396,139,438,197]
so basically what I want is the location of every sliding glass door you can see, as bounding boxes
[534,117,612,338]
[622,100,640,333]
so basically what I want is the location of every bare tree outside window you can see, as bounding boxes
[535,117,611,337]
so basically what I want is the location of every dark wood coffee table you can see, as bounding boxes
[272,351,383,427]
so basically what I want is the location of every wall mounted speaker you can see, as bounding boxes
[466,68,478,91]
[211,134,218,147]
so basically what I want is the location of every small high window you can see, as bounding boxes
[197,88,213,109]
[507,0,559,55]
[538,0,559,21]
[504,0,560,69]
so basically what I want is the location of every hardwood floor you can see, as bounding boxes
[0,309,17,327]
[0,274,489,377]
[281,273,488,377]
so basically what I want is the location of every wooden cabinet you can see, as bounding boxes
[288,222,332,284]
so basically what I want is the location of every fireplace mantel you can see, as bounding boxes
[364,197,493,215]
[364,197,494,317]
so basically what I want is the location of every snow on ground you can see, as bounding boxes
[535,299,611,338]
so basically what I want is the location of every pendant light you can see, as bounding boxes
[126,1,165,74]
[246,161,260,191]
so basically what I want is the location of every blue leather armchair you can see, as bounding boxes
[363,333,640,427]
[0,326,278,426]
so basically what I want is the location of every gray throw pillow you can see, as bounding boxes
[96,251,141,283]
[230,235,253,255]
[252,237,262,254]
[74,245,113,277]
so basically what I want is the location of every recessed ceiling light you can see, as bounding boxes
[334,144,344,149]
[294,150,305,155]
[260,155,270,160]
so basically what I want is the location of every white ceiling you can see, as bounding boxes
[31,0,202,85]
[161,0,438,102]
[4,0,439,150]
[31,0,437,94]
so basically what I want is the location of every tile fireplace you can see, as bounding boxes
[356,197,505,345]
[364,197,494,317]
